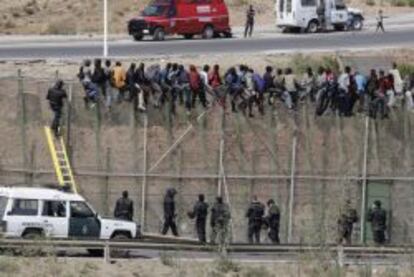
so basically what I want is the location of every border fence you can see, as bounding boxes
[1,70,414,245]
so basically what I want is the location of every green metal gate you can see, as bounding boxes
[363,181,392,243]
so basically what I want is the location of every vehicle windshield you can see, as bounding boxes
[0,196,7,218]
[142,5,167,17]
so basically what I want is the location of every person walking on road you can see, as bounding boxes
[188,194,209,243]
[244,5,256,38]
[47,80,67,138]
[376,10,386,33]
[114,190,134,221]
[162,188,179,236]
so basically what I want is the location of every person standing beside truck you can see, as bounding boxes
[244,5,256,38]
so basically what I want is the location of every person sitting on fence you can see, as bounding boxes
[112,61,127,102]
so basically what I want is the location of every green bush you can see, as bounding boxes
[366,0,376,6]
[407,0,414,7]
[390,0,407,6]
[398,63,414,78]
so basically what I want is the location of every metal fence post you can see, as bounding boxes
[360,116,370,244]
[17,70,28,184]
[288,134,298,243]
[140,115,148,232]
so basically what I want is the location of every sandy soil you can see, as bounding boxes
[0,0,412,35]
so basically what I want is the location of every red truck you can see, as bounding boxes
[128,0,232,41]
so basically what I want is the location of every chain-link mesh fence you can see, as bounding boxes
[1,72,414,244]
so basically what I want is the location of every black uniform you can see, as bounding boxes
[162,188,179,236]
[367,201,387,245]
[114,195,134,221]
[188,196,209,243]
[266,202,281,244]
[46,80,67,137]
[246,200,265,244]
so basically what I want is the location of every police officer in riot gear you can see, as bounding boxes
[114,190,134,221]
[162,188,179,236]
[246,195,265,244]
[188,194,209,243]
[265,199,281,244]
[368,200,387,245]
[337,199,358,245]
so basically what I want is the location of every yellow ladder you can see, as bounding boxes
[44,127,78,194]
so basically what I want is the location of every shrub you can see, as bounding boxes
[366,0,376,6]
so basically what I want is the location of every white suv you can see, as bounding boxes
[0,187,139,241]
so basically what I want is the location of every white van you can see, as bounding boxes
[275,0,364,33]
[0,187,139,241]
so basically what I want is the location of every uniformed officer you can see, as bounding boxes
[162,188,179,236]
[188,194,209,243]
[114,190,134,221]
[368,200,387,245]
[246,195,265,244]
[265,199,281,244]
[210,196,231,247]
[337,199,358,245]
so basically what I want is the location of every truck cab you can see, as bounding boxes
[0,187,139,241]
[128,0,232,41]
[275,0,364,33]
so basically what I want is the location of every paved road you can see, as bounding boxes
[1,25,414,59]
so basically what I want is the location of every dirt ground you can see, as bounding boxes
[0,255,411,277]
[1,48,414,80]
[0,0,412,35]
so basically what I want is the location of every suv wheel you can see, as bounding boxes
[353,16,363,31]
[111,233,130,258]
[184,34,194,40]
[153,27,165,41]
[133,33,144,41]
[202,25,214,39]
[306,20,319,34]
[23,230,43,240]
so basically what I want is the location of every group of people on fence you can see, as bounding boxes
[114,189,388,246]
[46,59,414,137]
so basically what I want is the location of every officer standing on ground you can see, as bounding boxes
[337,199,358,245]
[368,200,387,245]
[210,196,231,247]
[246,195,265,244]
[188,194,209,243]
[46,80,67,138]
[265,199,281,244]
[114,190,134,221]
[162,188,179,236]
[244,5,256,38]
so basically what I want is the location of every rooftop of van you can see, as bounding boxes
[0,186,84,201]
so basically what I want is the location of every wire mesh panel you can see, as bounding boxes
[1,74,414,244]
